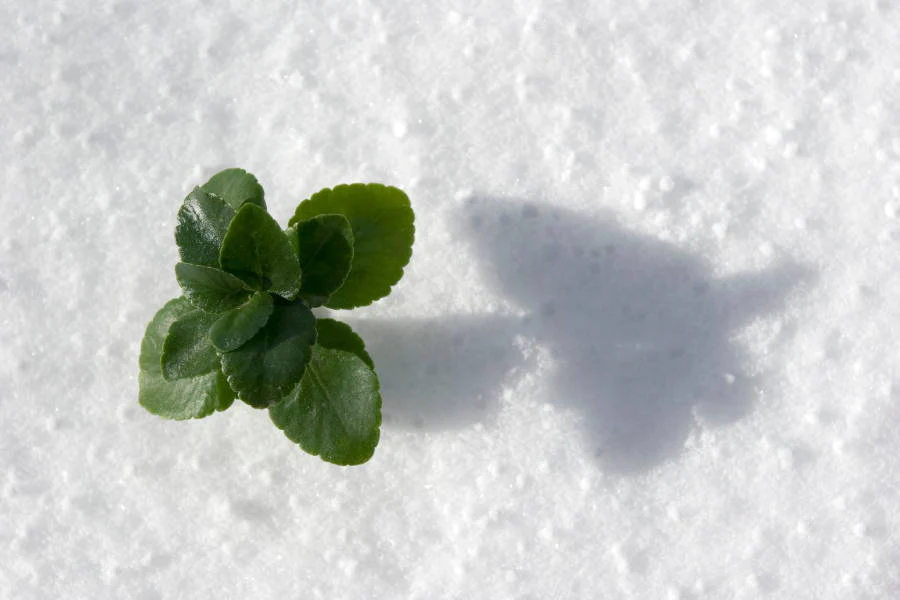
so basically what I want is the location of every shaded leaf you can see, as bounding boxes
[290,214,354,306]
[139,297,234,419]
[201,168,266,211]
[209,292,274,352]
[289,184,414,309]
[175,262,251,313]
[220,203,301,298]
[315,318,374,369]
[175,188,235,267]
[161,308,220,380]
[270,347,381,465]
[221,301,316,408]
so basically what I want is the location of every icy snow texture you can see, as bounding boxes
[3,1,900,598]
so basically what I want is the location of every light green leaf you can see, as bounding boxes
[209,292,274,352]
[201,168,266,211]
[290,214,354,306]
[175,262,252,313]
[315,318,374,369]
[220,203,301,299]
[175,188,236,267]
[139,297,234,419]
[161,308,220,380]
[269,347,381,466]
[289,184,414,309]
[221,301,316,408]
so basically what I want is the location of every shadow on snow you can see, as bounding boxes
[351,196,810,474]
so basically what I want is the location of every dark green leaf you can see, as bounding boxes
[201,168,266,211]
[269,347,381,465]
[209,292,274,352]
[175,188,236,267]
[220,203,301,299]
[315,318,374,369]
[221,301,316,408]
[290,214,354,306]
[139,297,234,419]
[175,262,252,313]
[161,308,220,380]
[289,184,414,309]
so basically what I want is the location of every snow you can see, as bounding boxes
[3,1,900,598]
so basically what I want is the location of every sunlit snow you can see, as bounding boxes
[3,2,899,598]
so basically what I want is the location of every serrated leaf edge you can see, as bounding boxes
[289,183,415,310]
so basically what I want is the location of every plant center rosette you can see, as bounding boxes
[138,168,414,465]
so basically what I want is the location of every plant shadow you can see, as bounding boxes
[353,195,810,474]
[347,315,525,430]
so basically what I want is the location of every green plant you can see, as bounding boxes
[138,168,414,465]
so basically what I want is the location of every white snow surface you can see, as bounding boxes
[3,1,900,598]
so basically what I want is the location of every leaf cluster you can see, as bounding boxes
[139,169,414,465]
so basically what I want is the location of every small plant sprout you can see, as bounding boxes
[139,168,414,465]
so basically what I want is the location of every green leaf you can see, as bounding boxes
[315,318,374,369]
[161,308,220,380]
[290,214,354,306]
[269,347,381,466]
[201,168,266,211]
[289,184,414,309]
[139,297,234,419]
[175,188,236,267]
[221,301,316,408]
[209,292,274,352]
[175,262,252,313]
[220,203,301,298]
